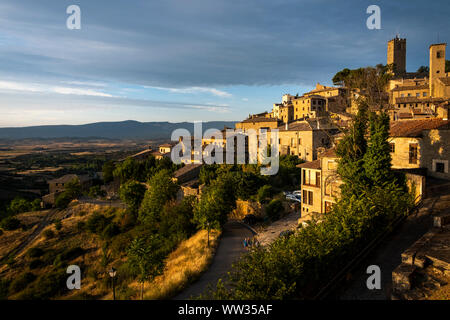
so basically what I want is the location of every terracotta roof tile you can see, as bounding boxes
[296,159,321,169]
[390,119,450,137]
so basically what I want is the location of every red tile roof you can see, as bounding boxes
[296,159,321,169]
[390,119,450,137]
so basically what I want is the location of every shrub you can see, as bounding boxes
[27,247,44,258]
[54,219,62,231]
[76,221,85,232]
[16,268,67,300]
[43,229,55,239]
[9,272,36,294]
[55,192,73,209]
[102,223,121,239]
[0,216,21,230]
[86,212,110,235]
[9,197,31,214]
[29,259,45,270]
[257,185,274,204]
[0,279,10,299]
[265,199,284,221]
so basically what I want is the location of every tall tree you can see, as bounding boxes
[363,112,394,186]
[138,169,179,225]
[336,104,369,197]
[126,237,164,300]
[119,180,146,214]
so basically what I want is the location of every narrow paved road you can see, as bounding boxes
[174,221,254,300]
[332,181,449,300]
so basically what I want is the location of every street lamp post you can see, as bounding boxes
[108,267,117,300]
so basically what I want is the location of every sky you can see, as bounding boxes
[0,0,449,127]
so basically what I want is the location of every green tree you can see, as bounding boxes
[102,161,116,184]
[193,188,225,247]
[55,192,73,209]
[126,237,164,300]
[257,185,274,204]
[160,196,196,242]
[119,180,146,214]
[417,65,429,73]
[363,112,394,186]
[139,169,179,225]
[64,178,82,199]
[9,198,31,214]
[336,104,369,197]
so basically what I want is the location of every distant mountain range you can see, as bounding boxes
[0,120,237,140]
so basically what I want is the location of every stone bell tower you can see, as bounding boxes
[387,36,407,76]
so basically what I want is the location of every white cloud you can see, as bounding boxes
[0,80,114,97]
[51,87,114,98]
[145,86,232,98]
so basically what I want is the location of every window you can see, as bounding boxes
[401,94,405,97]
[303,170,307,185]
[308,191,313,205]
[298,138,302,145]
[315,172,321,187]
[390,143,395,153]
[409,144,418,164]
[436,162,445,173]
[437,51,442,58]
[303,190,307,204]
[416,93,420,97]
[423,92,427,97]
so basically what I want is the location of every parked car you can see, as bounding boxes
[286,194,301,203]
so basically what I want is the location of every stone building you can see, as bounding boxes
[275,119,337,162]
[389,119,450,180]
[387,40,450,121]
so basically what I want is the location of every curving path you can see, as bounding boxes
[174,221,255,300]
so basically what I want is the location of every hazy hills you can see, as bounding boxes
[0,120,237,140]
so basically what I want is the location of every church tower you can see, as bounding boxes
[429,43,446,97]
[387,36,406,75]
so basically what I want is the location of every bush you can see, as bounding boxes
[55,192,73,209]
[9,272,36,294]
[9,198,31,214]
[76,221,85,232]
[265,199,284,221]
[53,247,85,267]
[54,219,62,231]
[43,229,55,239]
[86,212,110,235]
[28,259,45,270]
[0,279,10,299]
[0,216,21,230]
[257,185,274,204]
[102,223,121,239]
[88,185,106,198]
[16,268,67,300]
[27,247,44,258]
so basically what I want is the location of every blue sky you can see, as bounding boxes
[0,0,449,127]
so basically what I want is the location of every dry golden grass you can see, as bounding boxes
[127,229,221,300]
